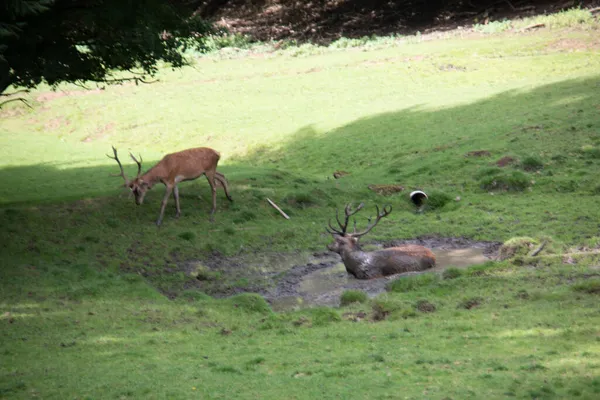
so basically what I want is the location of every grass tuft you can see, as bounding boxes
[308,307,341,326]
[478,170,530,192]
[571,279,600,294]
[227,293,272,314]
[387,273,438,293]
[178,231,196,241]
[340,290,368,305]
[521,156,544,172]
[442,267,463,279]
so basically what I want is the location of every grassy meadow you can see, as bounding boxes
[2,12,600,399]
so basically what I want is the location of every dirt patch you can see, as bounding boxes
[368,184,405,196]
[416,299,436,313]
[496,156,517,167]
[333,170,350,179]
[81,122,115,142]
[465,150,491,157]
[44,117,71,131]
[546,37,600,52]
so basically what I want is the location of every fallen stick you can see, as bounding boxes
[530,241,547,257]
[266,198,290,220]
[521,23,545,31]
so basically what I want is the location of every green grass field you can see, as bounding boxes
[1,14,600,399]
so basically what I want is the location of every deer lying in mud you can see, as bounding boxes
[326,204,436,279]
[108,146,233,225]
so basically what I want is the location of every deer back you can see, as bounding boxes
[154,147,221,182]
[341,244,436,279]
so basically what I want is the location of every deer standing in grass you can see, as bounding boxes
[108,146,233,226]
[326,204,436,279]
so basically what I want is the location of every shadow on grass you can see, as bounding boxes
[235,76,600,190]
[0,76,599,276]
[1,76,599,206]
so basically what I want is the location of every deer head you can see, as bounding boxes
[107,146,148,205]
[326,203,392,254]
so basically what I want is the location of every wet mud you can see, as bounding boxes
[189,237,501,310]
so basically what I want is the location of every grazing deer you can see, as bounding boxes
[108,146,233,225]
[326,204,436,279]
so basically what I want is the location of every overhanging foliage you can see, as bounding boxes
[0,0,210,96]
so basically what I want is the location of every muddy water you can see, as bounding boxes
[268,247,491,311]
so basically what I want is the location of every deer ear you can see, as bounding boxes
[351,237,359,244]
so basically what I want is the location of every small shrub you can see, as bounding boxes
[443,268,463,279]
[473,19,512,33]
[329,36,370,49]
[228,293,272,314]
[521,156,544,172]
[340,290,368,306]
[536,8,595,28]
[178,232,196,241]
[572,279,600,294]
[224,227,235,236]
[387,273,438,293]
[204,32,254,51]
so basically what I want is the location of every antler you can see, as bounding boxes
[129,152,143,178]
[106,146,130,185]
[326,203,364,235]
[351,205,392,238]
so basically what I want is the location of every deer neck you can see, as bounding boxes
[339,247,371,268]
[140,165,166,188]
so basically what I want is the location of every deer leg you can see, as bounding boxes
[205,171,218,222]
[156,185,173,226]
[173,185,181,218]
[215,172,233,202]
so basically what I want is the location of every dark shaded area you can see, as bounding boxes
[199,0,600,42]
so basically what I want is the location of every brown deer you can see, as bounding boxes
[108,146,233,225]
[326,203,436,279]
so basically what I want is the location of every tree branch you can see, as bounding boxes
[0,97,32,109]
[0,89,30,97]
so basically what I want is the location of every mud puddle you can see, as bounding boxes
[268,247,491,311]
[192,237,500,311]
